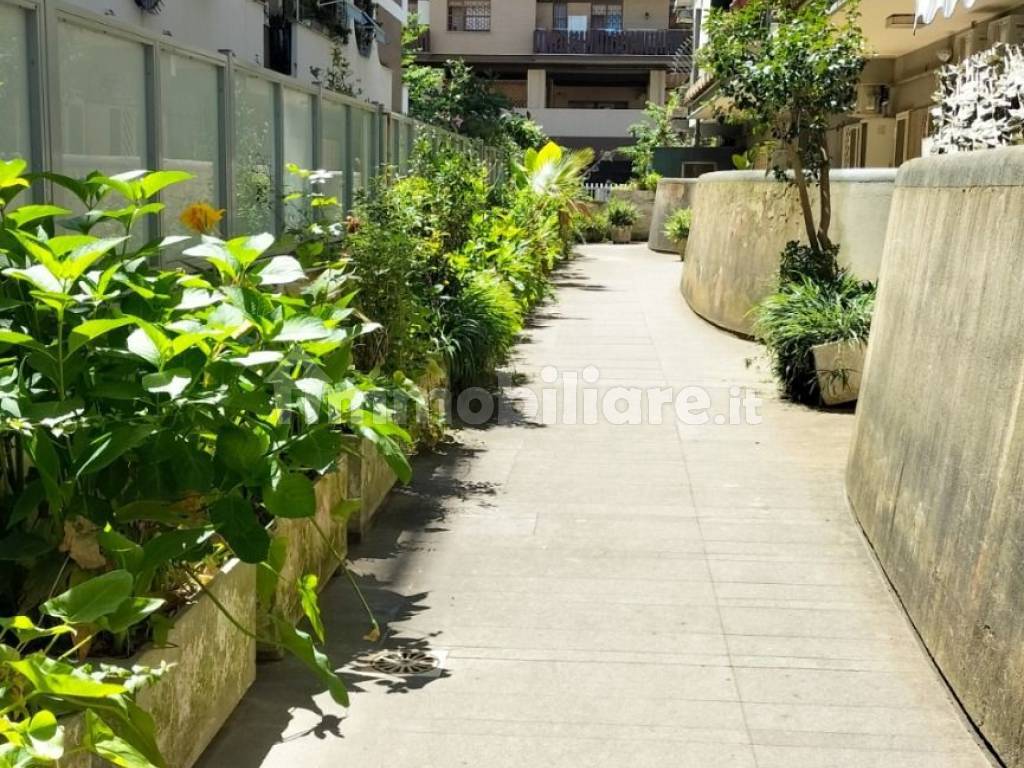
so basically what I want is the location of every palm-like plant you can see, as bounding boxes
[513,142,595,250]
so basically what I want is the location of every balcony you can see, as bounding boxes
[533,28,687,56]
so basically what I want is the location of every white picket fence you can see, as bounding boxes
[583,182,615,202]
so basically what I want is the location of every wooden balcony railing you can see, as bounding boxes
[533,28,688,56]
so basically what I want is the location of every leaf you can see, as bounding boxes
[258,256,305,286]
[4,205,71,227]
[68,317,139,355]
[99,597,165,635]
[271,617,348,706]
[176,288,221,310]
[0,329,45,353]
[97,526,145,574]
[139,170,193,200]
[141,369,192,399]
[224,351,284,367]
[7,656,126,698]
[297,574,325,642]
[256,536,288,611]
[75,423,155,477]
[215,425,266,475]
[273,316,331,343]
[113,501,191,525]
[330,499,361,524]
[24,709,63,762]
[287,429,343,474]
[126,327,164,367]
[360,430,412,484]
[0,616,73,644]
[262,470,317,520]
[0,530,52,561]
[139,528,215,577]
[4,264,62,293]
[82,710,162,768]
[226,233,276,267]
[210,494,270,563]
[40,569,133,624]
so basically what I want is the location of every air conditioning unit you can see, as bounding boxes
[954,26,989,60]
[855,84,890,117]
[988,15,1024,46]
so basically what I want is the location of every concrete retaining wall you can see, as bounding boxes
[680,169,896,335]
[846,146,1024,768]
[648,178,698,253]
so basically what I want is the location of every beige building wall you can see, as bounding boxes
[623,0,670,28]
[428,0,537,54]
[548,84,647,108]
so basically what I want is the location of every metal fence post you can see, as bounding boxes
[343,103,354,213]
[218,49,236,237]
[272,81,285,233]
[145,42,163,242]
[312,84,324,171]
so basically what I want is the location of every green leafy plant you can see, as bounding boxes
[574,209,610,244]
[753,269,875,405]
[620,92,683,181]
[700,0,865,260]
[664,208,692,245]
[605,199,639,228]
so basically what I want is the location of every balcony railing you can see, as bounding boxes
[533,28,688,56]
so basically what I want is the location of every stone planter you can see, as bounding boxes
[262,459,351,639]
[63,560,257,768]
[648,178,698,253]
[609,188,655,240]
[812,339,866,406]
[347,438,398,540]
[610,225,632,244]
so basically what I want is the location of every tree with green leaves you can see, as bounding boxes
[621,91,684,181]
[699,0,865,256]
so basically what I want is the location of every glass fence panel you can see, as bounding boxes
[59,21,147,178]
[282,87,313,228]
[161,51,221,236]
[351,106,373,193]
[321,99,348,213]
[233,71,276,234]
[0,4,32,161]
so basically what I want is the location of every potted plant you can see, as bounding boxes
[606,199,639,244]
[664,208,692,260]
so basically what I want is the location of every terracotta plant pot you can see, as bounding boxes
[611,225,632,244]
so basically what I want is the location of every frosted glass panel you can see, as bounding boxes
[282,88,313,228]
[351,107,374,192]
[233,73,275,234]
[59,22,147,178]
[162,52,221,236]
[0,6,32,161]
[321,100,347,212]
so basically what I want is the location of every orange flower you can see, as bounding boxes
[179,202,225,235]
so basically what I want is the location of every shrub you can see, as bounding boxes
[664,208,692,244]
[575,208,610,243]
[753,271,875,405]
[440,271,522,390]
[606,198,639,228]
[634,172,662,192]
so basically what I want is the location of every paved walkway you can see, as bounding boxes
[200,245,992,768]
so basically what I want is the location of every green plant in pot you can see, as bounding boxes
[664,208,692,260]
[605,199,638,244]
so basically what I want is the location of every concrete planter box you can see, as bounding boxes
[610,225,632,244]
[64,560,257,768]
[347,438,397,540]
[648,178,698,253]
[609,188,655,240]
[812,340,866,406]
[263,460,351,634]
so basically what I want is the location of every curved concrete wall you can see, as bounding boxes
[649,178,699,253]
[847,146,1024,768]
[681,169,896,335]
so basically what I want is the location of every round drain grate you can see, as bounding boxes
[366,649,440,676]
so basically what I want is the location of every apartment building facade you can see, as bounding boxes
[413,0,694,151]
[685,0,1024,169]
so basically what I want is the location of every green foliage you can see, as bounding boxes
[754,247,875,404]
[664,208,692,244]
[441,272,522,390]
[700,0,865,255]
[574,209,610,244]
[0,159,417,764]
[620,92,683,180]
[605,198,639,228]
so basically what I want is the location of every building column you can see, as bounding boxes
[527,68,547,110]
[648,69,667,106]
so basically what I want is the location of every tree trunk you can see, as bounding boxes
[817,143,833,252]
[787,143,820,254]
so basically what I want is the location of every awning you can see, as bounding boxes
[916,0,978,24]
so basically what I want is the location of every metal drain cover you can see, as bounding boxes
[363,648,445,677]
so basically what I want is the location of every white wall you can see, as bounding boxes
[65,0,398,107]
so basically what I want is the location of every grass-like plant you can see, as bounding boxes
[605,199,639,228]
[664,208,692,244]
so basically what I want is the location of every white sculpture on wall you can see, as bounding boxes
[932,43,1024,154]
[916,0,978,25]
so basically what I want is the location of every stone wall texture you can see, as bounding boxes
[609,188,656,241]
[648,178,698,253]
[846,145,1024,768]
[680,169,896,335]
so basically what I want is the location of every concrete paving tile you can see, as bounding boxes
[752,744,990,768]
[734,667,951,709]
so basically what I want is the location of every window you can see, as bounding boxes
[448,0,490,31]
[591,2,622,31]
[553,1,567,29]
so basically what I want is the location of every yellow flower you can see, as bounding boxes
[179,202,224,235]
